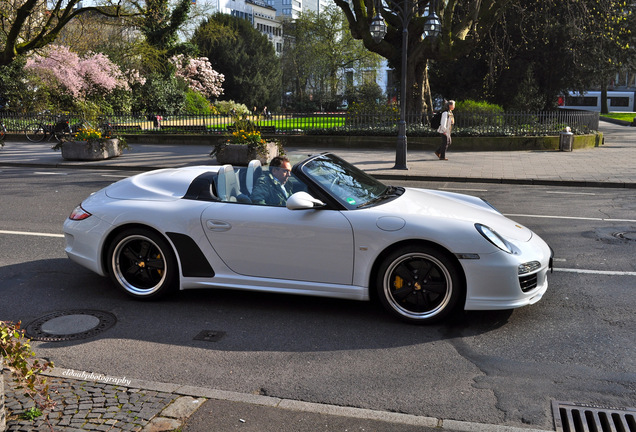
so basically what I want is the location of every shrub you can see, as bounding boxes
[133,74,187,114]
[455,100,504,114]
[213,100,250,116]
[184,90,213,114]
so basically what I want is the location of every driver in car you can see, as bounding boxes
[251,156,293,206]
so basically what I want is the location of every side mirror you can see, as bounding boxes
[286,191,325,210]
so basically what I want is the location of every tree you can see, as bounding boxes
[192,13,281,109]
[429,0,634,111]
[332,0,514,115]
[281,6,383,111]
[170,54,224,99]
[0,0,131,67]
[134,0,196,74]
[24,44,129,111]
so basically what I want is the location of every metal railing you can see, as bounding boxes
[0,110,599,136]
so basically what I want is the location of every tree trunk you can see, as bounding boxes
[402,58,430,119]
[600,82,609,114]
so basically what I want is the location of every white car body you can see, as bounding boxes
[63,153,552,323]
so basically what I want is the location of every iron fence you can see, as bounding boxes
[0,109,599,136]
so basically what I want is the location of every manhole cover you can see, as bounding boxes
[552,400,636,432]
[25,310,117,342]
[613,231,636,241]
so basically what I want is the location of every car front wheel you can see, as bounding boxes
[376,245,463,324]
[107,229,178,299]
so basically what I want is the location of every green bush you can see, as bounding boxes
[455,99,504,114]
[133,74,187,114]
[213,100,250,116]
[184,90,212,114]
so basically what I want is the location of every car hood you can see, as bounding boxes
[105,166,220,201]
[383,188,533,242]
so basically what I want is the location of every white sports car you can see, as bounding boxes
[63,152,553,324]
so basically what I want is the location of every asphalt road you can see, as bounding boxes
[1,166,634,431]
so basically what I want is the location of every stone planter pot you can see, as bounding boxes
[61,138,122,161]
[214,142,279,166]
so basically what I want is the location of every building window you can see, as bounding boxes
[610,97,630,107]
[345,71,354,88]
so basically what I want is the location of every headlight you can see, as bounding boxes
[475,224,513,254]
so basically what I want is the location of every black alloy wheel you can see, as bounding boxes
[107,228,178,299]
[376,245,463,324]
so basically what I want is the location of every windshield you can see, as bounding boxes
[299,153,398,209]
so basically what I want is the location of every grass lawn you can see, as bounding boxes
[600,112,635,122]
[258,116,346,130]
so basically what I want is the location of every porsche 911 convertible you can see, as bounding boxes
[63,152,553,324]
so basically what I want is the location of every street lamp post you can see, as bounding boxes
[370,0,441,170]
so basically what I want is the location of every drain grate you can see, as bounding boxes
[24,310,117,342]
[552,401,636,432]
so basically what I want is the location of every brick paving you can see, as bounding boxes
[2,373,178,431]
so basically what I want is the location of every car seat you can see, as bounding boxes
[245,159,263,195]
[217,165,251,203]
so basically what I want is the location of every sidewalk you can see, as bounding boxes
[1,121,634,432]
[0,120,634,188]
[2,367,553,432]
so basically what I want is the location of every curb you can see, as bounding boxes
[1,162,634,189]
[371,174,636,189]
[42,367,554,432]
[599,117,634,126]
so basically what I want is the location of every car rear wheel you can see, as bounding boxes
[376,245,463,324]
[107,229,178,299]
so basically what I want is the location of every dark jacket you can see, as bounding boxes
[251,171,292,206]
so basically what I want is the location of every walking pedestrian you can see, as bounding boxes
[435,100,455,161]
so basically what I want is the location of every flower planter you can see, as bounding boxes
[214,142,279,166]
[61,138,122,161]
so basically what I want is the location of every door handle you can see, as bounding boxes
[206,220,232,232]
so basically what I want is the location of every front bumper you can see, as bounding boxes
[462,236,552,310]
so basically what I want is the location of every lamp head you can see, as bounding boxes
[370,14,387,43]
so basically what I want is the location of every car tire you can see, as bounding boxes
[107,228,178,299]
[376,245,463,324]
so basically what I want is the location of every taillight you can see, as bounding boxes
[69,205,92,221]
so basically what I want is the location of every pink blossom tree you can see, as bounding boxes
[171,54,224,99]
[26,45,129,100]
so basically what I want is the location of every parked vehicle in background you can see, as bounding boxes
[558,91,635,112]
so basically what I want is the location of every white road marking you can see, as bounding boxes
[545,191,596,196]
[554,268,636,277]
[34,171,68,175]
[504,213,636,223]
[0,230,65,238]
[441,187,489,192]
